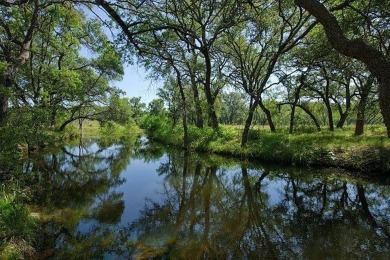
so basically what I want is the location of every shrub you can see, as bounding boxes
[99,121,140,146]
[141,115,169,139]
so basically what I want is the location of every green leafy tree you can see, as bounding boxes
[148,98,166,116]
[129,97,147,123]
[220,91,247,125]
[8,3,124,132]
[294,0,390,137]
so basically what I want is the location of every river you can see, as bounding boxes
[22,137,390,259]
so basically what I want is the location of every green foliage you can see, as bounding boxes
[0,106,55,158]
[92,44,124,81]
[0,185,37,259]
[142,121,390,173]
[0,198,36,242]
[187,126,219,150]
[104,96,134,124]
[99,121,140,146]
[0,61,7,75]
[129,97,147,123]
[141,115,182,145]
[148,98,166,116]
[220,92,247,125]
[2,3,125,136]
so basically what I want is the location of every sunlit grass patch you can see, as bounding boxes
[142,121,390,173]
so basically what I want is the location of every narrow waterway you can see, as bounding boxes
[23,137,390,259]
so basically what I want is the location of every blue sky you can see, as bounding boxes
[84,6,159,104]
[116,64,159,104]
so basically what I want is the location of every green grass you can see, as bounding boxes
[0,184,37,259]
[142,119,390,173]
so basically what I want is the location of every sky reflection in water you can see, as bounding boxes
[28,139,390,259]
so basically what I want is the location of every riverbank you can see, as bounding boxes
[143,118,390,174]
[1,123,388,258]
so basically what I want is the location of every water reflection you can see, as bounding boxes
[23,139,390,258]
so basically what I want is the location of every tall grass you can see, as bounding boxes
[0,183,37,259]
[141,119,390,173]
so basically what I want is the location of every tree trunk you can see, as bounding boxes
[175,68,189,149]
[355,90,369,135]
[258,98,276,132]
[354,113,364,136]
[279,103,321,131]
[336,112,349,129]
[378,81,390,137]
[202,48,219,129]
[190,72,204,128]
[322,74,334,131]
[295,0,390,137]
[0,76,9,124]
[289,104,296,134]
[336,82,351,128]
[0,68,15,125]
[241,97,258,147]
[289,84,303,133]
[324,100,334,131]
[50,108,57,129]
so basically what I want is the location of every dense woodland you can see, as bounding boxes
[1,1,390,258]
[0,0,389,148]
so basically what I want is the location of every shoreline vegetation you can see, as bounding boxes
[142,116,390,175]
[0,121,141,259]
[1,120,389,258]
[1,1,389,258]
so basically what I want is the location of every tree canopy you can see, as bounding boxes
[0,0,389,149]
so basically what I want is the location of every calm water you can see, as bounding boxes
[23,138,389,259]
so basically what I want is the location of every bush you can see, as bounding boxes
[188,126,219,149]
[141,116,169,138]
[140,115,182,145]
[99,121,140,146]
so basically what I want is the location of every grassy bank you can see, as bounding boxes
[0,181,37,259]
[142,116,390,174]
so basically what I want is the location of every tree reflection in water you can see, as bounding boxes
[23,138,132,258]
[19,140,390,258]
[126,148,390,259]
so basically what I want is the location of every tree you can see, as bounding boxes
[353,74,376,135]
[294,0,390,137]
[220,91,247,125]
[148,98,165,116]
[0,0,42,124]
[12,4,124,132]
[278,72,322,132]
[129,97,146,123]
[0,1,126,149]
[104,95,133,125]
[223,0,315,146]
[281,20,380,133]
[96,0,245,130]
